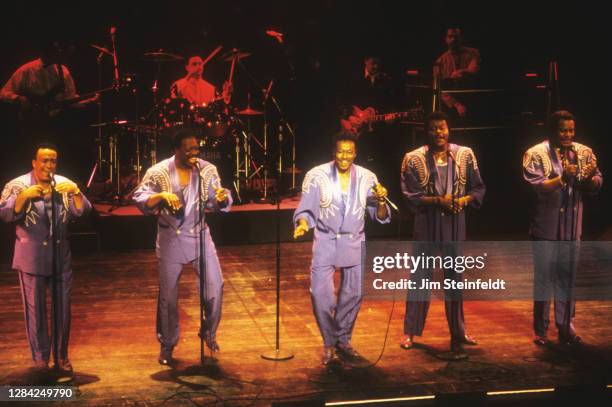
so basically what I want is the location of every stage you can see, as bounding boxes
[0,242,611,406]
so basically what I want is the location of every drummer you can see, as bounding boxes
[170,55,232,106]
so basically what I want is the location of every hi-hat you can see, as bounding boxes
[237,107,263,116]
[221,48,252,61]
[143,50,184,62]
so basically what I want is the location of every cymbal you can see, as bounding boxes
[237,107,263,116]
[89,119,130,127]
[142,51,184,62]
[220,48,252,62]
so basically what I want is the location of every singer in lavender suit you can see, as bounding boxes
[523,111,602,346]
[400,112,485,354]
[293,133,390,365]
[133,129,232,365]
[0,143,90,372]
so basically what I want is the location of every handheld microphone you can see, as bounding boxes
[49,172,57,188]
[373,183,399,212]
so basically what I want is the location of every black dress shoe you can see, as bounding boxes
[450,339,465,354]
[335,343,360,359]
[322,347,335,365]
[58,359,73,374]
[400,335,414,350]
[460,335,478,346]
[534,336,550,346]
[34,359,49,370]
[559,334,583,346]
[199,329,220,352]
[206,338,220,352]
[158,347,174,366]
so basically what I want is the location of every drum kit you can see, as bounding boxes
[91,46,297,205]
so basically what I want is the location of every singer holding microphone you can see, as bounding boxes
[400,111,485,355]
[133,128,232,366]
[0,143,91,373]
[523,110,602,346]
[293,132,391,365]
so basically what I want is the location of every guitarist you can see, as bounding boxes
[0,39,97,173]
[339,55,403,199]
[0,40,96,119]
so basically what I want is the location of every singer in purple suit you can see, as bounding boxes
[133,129,232,365]
[293,133,391,365]
[400,111,485,354]
[523,110,602,346]
[0,143,91,373]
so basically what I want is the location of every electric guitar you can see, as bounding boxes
[341,105,424,135]
[14,80,130,121]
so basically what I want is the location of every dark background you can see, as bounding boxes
[0,0,609,245]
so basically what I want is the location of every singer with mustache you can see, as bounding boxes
[0,143,91,373]
[400,111,485,355]
[293,132,391,365]
[133,128,232,365]
[523,110,602,346]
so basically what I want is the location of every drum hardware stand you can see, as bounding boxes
[233,128,242,203]
[267,89,297,197]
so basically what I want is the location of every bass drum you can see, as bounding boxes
[193,99,235,149]
[159,97,196,128]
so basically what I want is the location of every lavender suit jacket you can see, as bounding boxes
[0,172,91,276]
[523,140,602,241]
[294,162,390,268]
[401,143,485,241]
[133,157,232,264]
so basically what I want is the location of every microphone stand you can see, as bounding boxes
[196,162,208,363]
[565,147,577,341]
[233,59,293,360]
[261,121,294,362]
[50,176,62,371]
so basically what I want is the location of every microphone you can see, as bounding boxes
[373,183,399,212]
[49,172,57,188]
[193,159,201,171]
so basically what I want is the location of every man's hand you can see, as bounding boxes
[455,102,467,117]
[438,194,454,212]
[222,81,233,104]
[14,185,47,215]
[582,157,598,180]
[372,183,388,203]
[450,69,464,79]
[21,185,46,200]
[161,192,182,212]
[215,187,228,203]
[293,218,309,239]
[563,164,578,180]
[55,181,80,195]
[452,196,470,214]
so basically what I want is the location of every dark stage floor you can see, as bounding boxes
[1,243,611,406]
